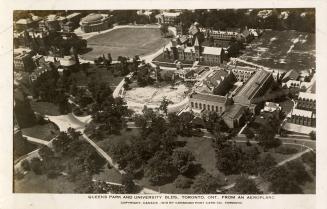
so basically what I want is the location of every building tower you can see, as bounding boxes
[194,36,201,61]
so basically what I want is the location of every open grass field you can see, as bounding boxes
[240,30,315,72]
[14,173,76,193]
[21,122,59,141]
[30,101,61,116]
[70,66,123,88]
[81,28,170,60]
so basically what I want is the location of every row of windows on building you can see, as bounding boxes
[191,102,223,113]
[290,115,315,127]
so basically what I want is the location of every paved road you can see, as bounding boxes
[277,149,311,167]
[23,135,48,146]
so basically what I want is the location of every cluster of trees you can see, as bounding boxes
[19,128,107,193]
[214,138,277,176]
[179,9,315,33]
[264,161,312,194]
[31,64,71,114]
[136,63,156,87]
[109,10,158,25]
[109,109,200,186]
[85,81,129,139]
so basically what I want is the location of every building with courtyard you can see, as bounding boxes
[80,13,112,33]
[200,67,235,95]
[230,66,257,82]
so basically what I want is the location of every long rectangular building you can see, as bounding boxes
[233,69,273,106]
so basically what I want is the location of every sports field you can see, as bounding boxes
[240,30,315,72]
[81,27,170,60]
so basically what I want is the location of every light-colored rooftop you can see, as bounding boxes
[298,92,315,101]
[66,12,81,19]
[162,12,181,17]
[16,18,33,25]
[202,47,223,56]
[292,108,313,118]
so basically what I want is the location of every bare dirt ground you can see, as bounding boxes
[125,84,189,105]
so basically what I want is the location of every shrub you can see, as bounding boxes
[275,146,298,155]
[174,175,193,189]
[21,159,31,171]
[30,157,43,175]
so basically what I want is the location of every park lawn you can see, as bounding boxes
[92,165,123,184]
[177,136,219,177]
[70,66,123,88]
[82,27,170,60]
[96,129,140,154]
[14,172,76,193]
[21,122,59,141]
[137,136,220,194]
[240,30,315,72]
[30,101,61,116]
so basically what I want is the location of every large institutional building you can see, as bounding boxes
[156,12,181,25]
[164,37,225,66]
[233,69,274,106]
[80,13,112,33]
[189,92,230,115]
[287,92,316,127]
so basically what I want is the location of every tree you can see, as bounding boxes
[256,125,281,149]
[232,176,261,194]
[309,131,316,140]
[171,150,195,175]
[286,161,312,184]
[21,159,31,171]
[38,145,54,161]
[245,129,255,139]
[146,151,178,185]
[215,143,244,175]
[160,24,169,37]
[257,153,277,175]
[122,173,137,193]
[174,175,193,189]
[159,96,173,115]
[192,172,223,194]
[266,166,303,194]
[30,157,43,175]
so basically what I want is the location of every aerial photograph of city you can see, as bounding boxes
[13,9,316,194]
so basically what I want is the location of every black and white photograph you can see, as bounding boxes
[11,8,317,195]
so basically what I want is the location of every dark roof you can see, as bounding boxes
[190,92,227,104]
[223,104,245,120]
[282,69,299,81]
[205,69,229,87]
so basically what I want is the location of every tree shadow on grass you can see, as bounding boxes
[79,47,93,54]
[184,163,204,179]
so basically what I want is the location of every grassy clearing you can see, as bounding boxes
[240,30,315,72]
[30,101,61,116]
[70,67,123,88]
[82,28,170,60]
[14,172,76,193]
[96,129,140,154]
[21,123,59,141]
